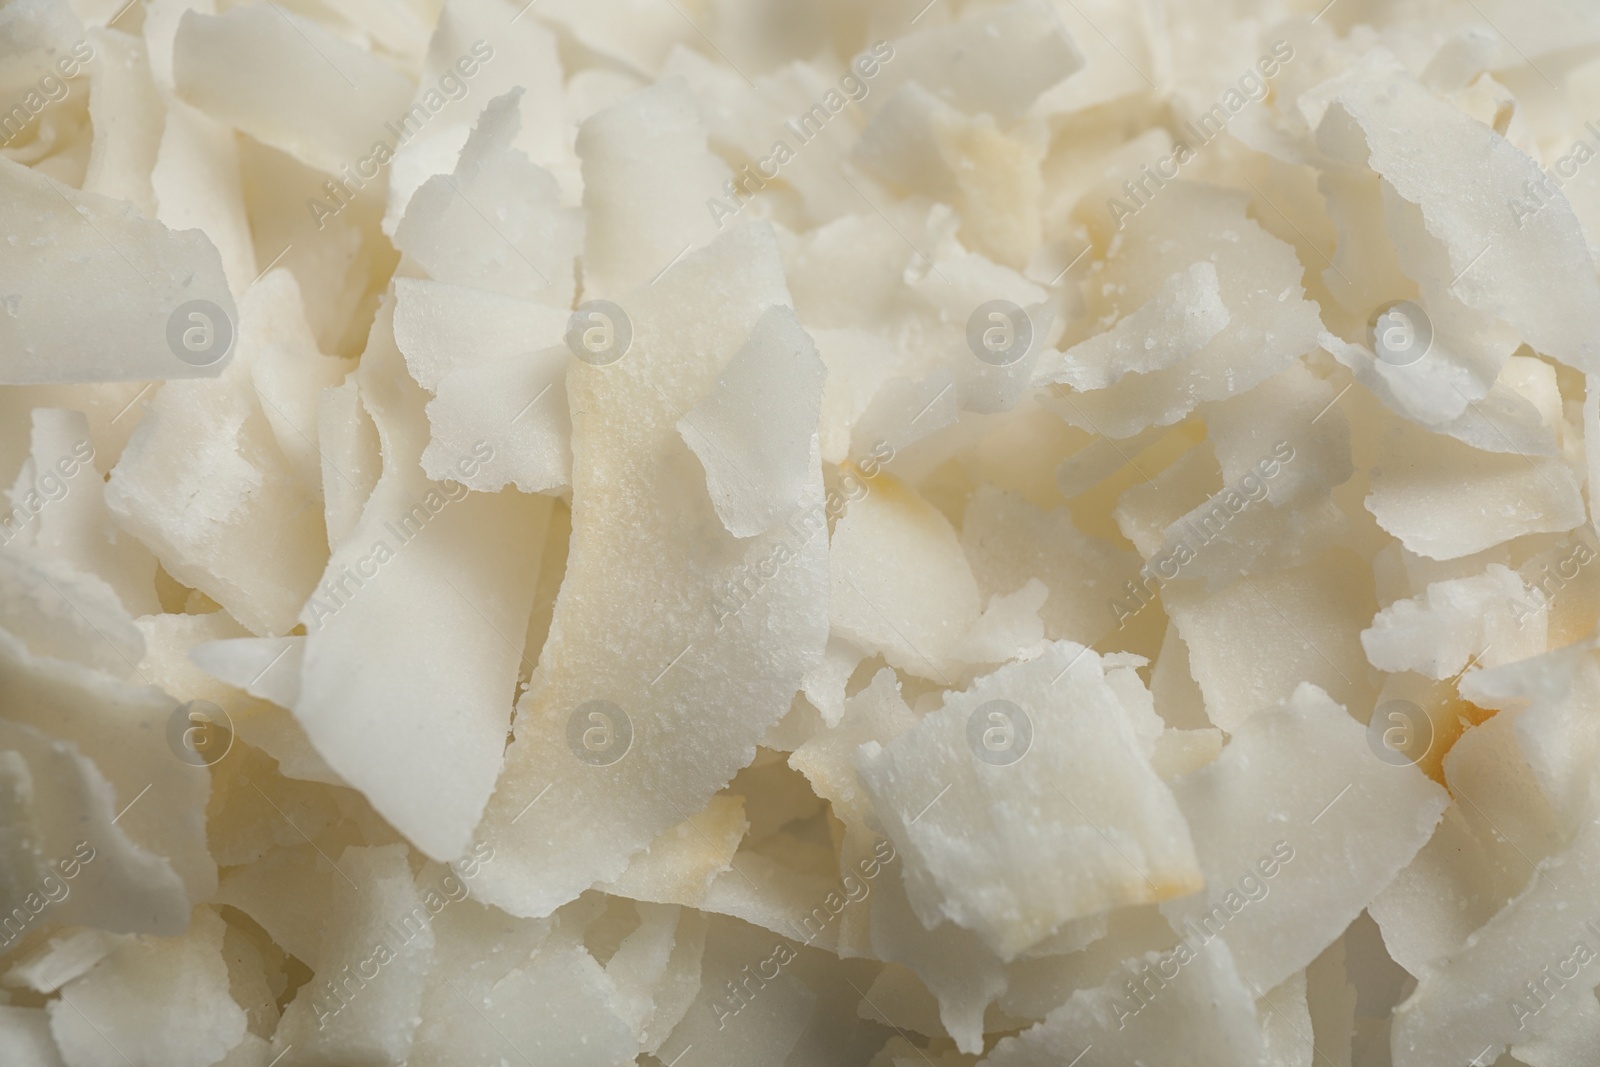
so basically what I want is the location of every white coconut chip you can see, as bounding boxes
[1361,564,1546,679]
[829,470,981,682]
[17,407,159,616]
[857,641,1201,960]
[0,628,213,918]
[868,1,1084,126]
[1164,554,1378,732]
[395,89,581,307]
[0,1005,67,1067]
[104,308,330,636]
[575,77,728,298]
[984,935,1266,1067]
[267,844,435,1065]
[469,224,826,917]
[680,305,827,538]
[1045,184,1325,439]
[963,485,1140,645]
[172,5,413,178]
[0,718,189,938]
[292,305,544,862]
[48,907,246,1067]
[1162,683,1448,994]
[1365,418,1585,561]
[1049,262,1229,391]
[1322,64,1600,375]
[0,157,236,385]
[1390,815,1600,1067]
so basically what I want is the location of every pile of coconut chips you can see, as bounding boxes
[5,0,1600,1063]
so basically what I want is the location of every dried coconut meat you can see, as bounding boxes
[4,0,1600,1066]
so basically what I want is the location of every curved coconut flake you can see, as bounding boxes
[594,795,748,908]
[909,252,1051,416]
[678,305,826,539]
[790,668,916,833]
[390,276,569,394]
[240,270,352,492]
[0,719,189,938]
[19,407,160,617]
[188,635,304,710]
[869,0,1085,125]
[868,854,1009,1054]
[48,907,246,1067]
[984,936,1265,1067]
[1047,262,1229,391]
[3,928,129,996]
[1390,814,1600,1067]
[1161,683,1448,994]
[408,900,638,1067]
[391,276,574,493]
[421,347,572,494]
[1361,564,1545,679]
[0,549,143,678]
[81,26,162,219]
[105,316,328,637]
[1163,555,1378,732]
[1512,988,1600,1067]
[1322,67,1600,375]
[395,89,582,308]
[150,91,256,294]
[315,377,382,551]
[292,306,544,862]
[857,641,1201,960]
[172,5,413,178]
[266,844,435,1066]
[1369,803,1508,979]
[383,0,573,233]
[829,470,980,682]
[1371,709,1563,979]
[1461,640,1600,837]
[0,629,214,916]
[1048,184,1324,439]
[1365,419,1585,561]
[853,82,1045,269]
[0,157,237,385]
[812,328,910,465]
[468,223,827,918]
[576,77,729,298]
